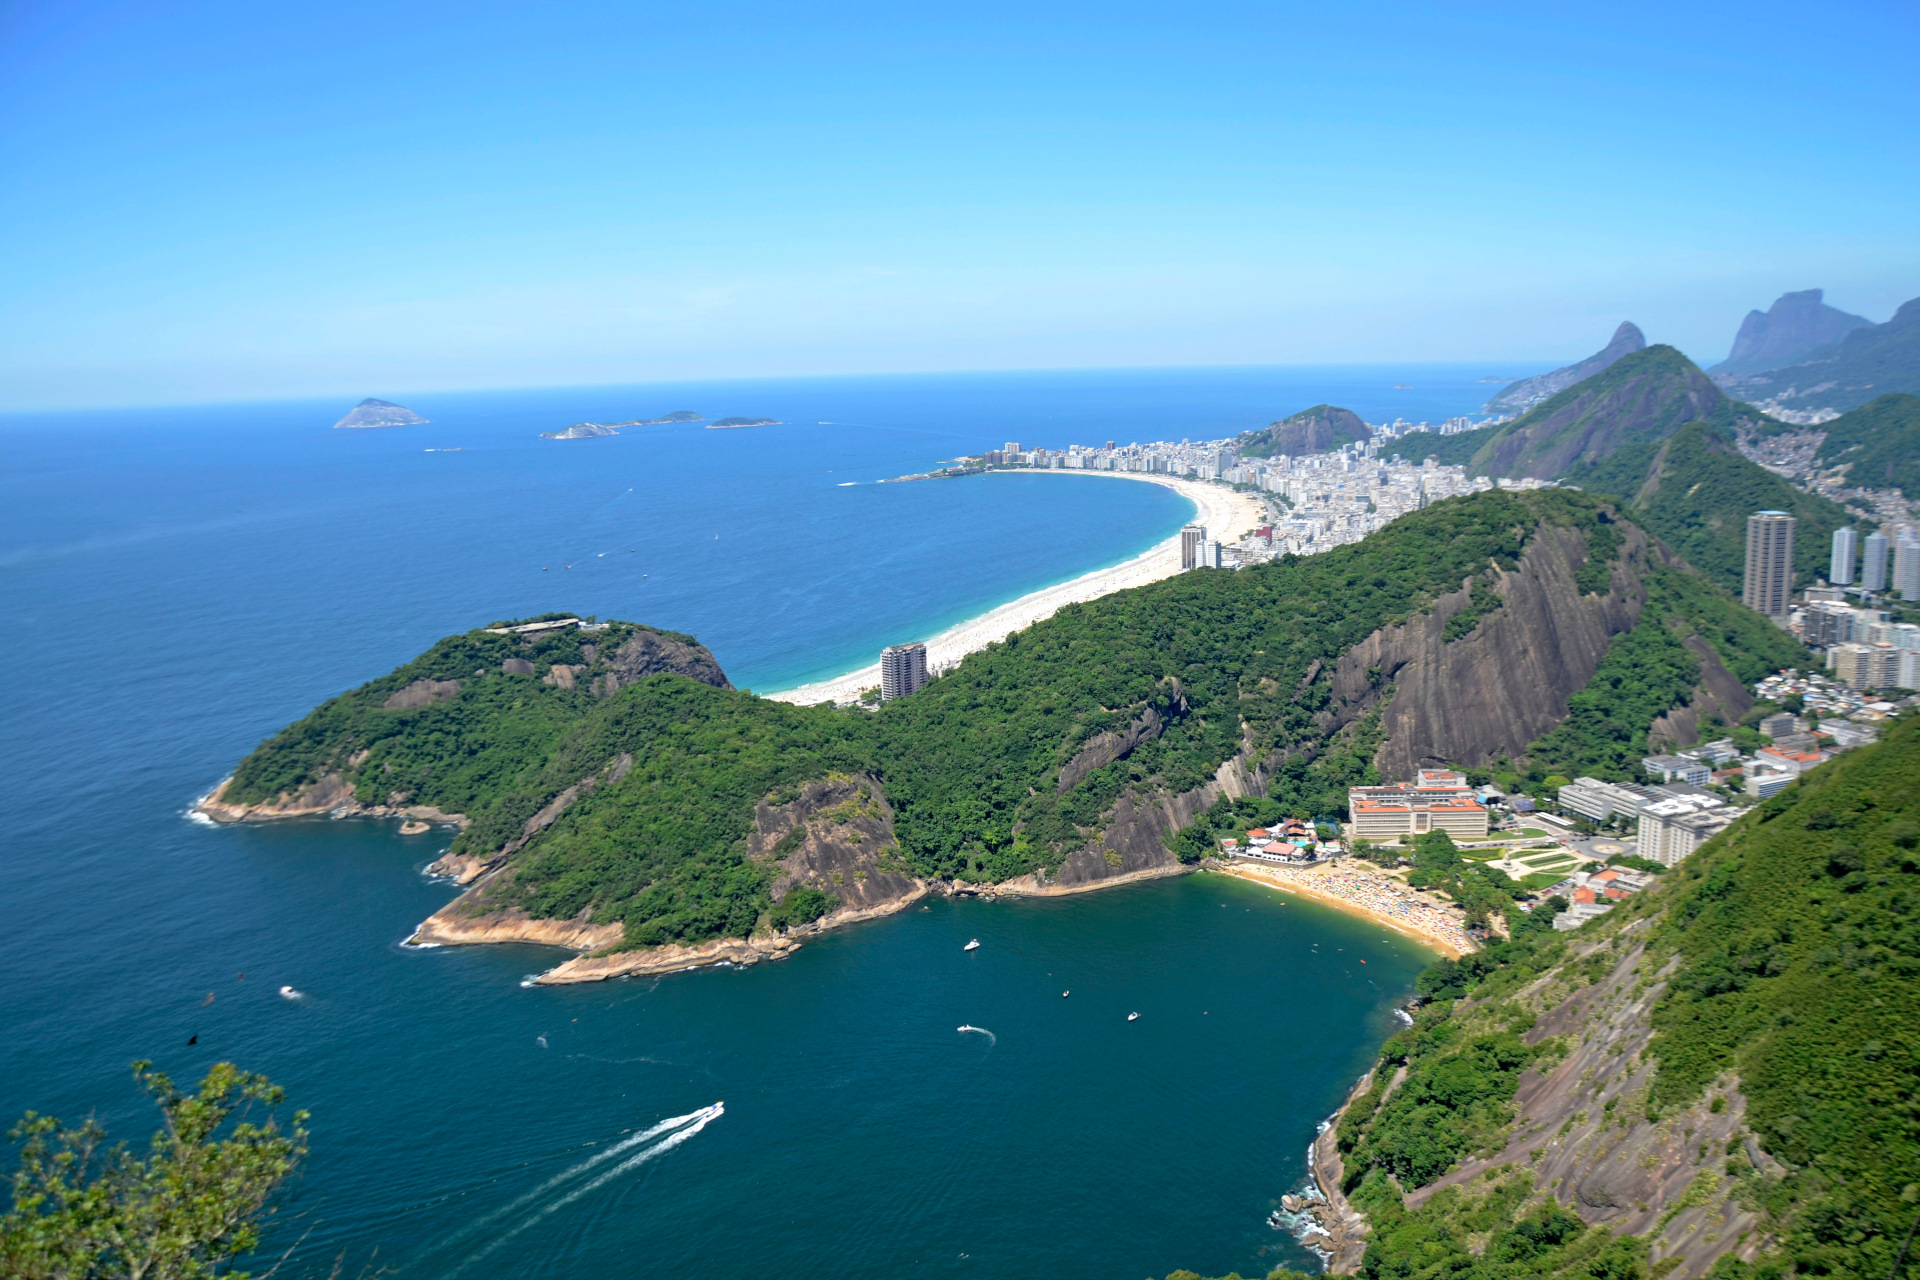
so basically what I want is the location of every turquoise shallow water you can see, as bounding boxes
[0,366,1495,1277]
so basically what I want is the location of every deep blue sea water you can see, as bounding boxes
[0,365,1528,1279]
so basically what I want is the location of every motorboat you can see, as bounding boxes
[1062,990,1069,998]
[1127,1011,1140,1021]
[278,986,300,1000]
[963,939,980,951]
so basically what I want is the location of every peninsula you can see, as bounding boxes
[198,483,1799,989]
[332,397,428,429]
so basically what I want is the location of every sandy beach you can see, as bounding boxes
[1219,859,1472,958]
[764,472,1269,705]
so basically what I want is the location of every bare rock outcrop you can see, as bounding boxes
[196,774,468,828]
[1400,927,1780,1279]
[382,678,460,709]
[750,774,925,921]
[1328,520,1650,780]
[593,629,734,695]
[1056,707,1166,794]
[1648,635,1752,751]
[1306,1071,1374,1272]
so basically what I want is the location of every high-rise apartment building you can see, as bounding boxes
[1863,531,1890,592]
[1742,511,1796,624]
[1896,536,1920,600]
[879,642,928,700]
[1830,526,1857,585]
[1180,524,1206,570]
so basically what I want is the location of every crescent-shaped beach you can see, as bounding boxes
[763,471,1269,706]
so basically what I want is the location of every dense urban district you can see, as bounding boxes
[153,309,1920,1280]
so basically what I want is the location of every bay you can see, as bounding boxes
[0,364,1516,1277]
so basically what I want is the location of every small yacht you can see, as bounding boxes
[1127,1011,1140,1022]
[963,938,980,951]
[278,986,300,1000]
[1062,990,1070,998]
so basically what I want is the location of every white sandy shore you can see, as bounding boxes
[764,472,1269,706]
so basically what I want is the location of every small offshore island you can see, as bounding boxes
[543,409,705,438]
[706,416,781,428]
[333,396,428,429]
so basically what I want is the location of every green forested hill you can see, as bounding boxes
[218,489,1798,954]
[1810,392,1920,500]
[1567,418,1865,595]
[1716,296,1920,415]
[1174,713,1920,1280]
[1421,347,1722,480]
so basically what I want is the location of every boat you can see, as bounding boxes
[1062,990,1069,998]
[278,985,300,999]
[963,938,980,951]
[1127,1011,1140,1021]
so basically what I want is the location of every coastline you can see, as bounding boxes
[1217,860,1471,958]
[763,472,1268,705]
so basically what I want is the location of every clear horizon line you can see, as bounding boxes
[0,355,1591,418]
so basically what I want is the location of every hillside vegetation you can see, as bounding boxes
[1425,347,1721,480]
[1715,296,1920,415]
[1567,418,1863,596]
[1176,713,1920,1280]
[219,489,1776,952]
[1810,392,1920,500]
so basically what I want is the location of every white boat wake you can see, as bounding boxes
[957,1024,996,1046]
[436,1103,724,1276]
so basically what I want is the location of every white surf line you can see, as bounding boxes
[427,1106,715,1260]
[448,1105,724,1275]
[761,471,1265,706]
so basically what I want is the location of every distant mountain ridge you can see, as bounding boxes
[1487,322,1646,413]
[1238,404,1371,458]
[1419,343,1863,594]
[1714,295,1920,415]
[1425,346,1721,480]
[1710,288,1872,377]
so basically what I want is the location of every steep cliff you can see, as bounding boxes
[1709,288,1871,378]
[1280,717,1920,1280]
[1713,294,1920,415]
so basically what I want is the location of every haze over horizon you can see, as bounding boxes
[3,0,1917,411]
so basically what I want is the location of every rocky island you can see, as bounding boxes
[541,422,622,440]
[332,397,429,429]
[706,416,781,428]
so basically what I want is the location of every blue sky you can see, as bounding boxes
[2,0,1916,409]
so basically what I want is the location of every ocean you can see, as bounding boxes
[0,364,1527,1278]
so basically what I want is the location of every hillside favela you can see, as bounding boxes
[3,6,1917,1280]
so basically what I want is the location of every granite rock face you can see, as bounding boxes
[1489,322,1646,414]
[1710,288,1871,378]
[1240,403,1371,458]
[592,629,734,695]
[1330,520,1652,780]
[751,774,924,918]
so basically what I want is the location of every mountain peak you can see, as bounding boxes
[1237,403,1370,458]
[1488,322,1647,414]
[1710,288,1872,377]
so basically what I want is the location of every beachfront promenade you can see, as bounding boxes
[1222,858,1474,956]
[765,471,1267,705]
